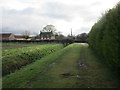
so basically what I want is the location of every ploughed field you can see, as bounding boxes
[2,43,119,88]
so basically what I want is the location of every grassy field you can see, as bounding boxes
[3,43,119,88]
[2,42,50,50]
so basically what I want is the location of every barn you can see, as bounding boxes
[0,33,16,40]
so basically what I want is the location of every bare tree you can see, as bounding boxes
[22,30,30,40]
[42,25,57,34]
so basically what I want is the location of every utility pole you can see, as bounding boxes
[71,28,73,36]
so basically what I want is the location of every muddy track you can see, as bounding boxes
[26,60,57,86]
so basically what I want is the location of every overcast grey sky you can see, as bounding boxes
[0,0,119,36]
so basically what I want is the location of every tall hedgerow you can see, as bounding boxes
[88,2,120,74]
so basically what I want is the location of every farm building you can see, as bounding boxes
[40,31,55,40]
[0,33,16,40]
[0,33,31,41]
[32,35,40,40]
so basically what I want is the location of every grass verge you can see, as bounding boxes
[2,43,74,88]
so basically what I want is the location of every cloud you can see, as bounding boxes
[1,0,120,35]
[3,8,34,15]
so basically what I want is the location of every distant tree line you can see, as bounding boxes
[88,2,120,74]
[76,33,88,41]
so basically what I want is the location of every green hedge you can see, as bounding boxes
[88,2,120,73]
[2,44,63,76]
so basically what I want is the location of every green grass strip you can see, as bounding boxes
[3,44,75,88]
